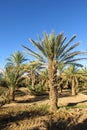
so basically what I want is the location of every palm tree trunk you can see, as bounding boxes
[71,78,76,95]
[75,76,78,94]
[31,72,35,89]
[48,61,58,111]
[49,85,58,111]
[9,87,15,102]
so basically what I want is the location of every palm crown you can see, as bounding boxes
[22,32,86,66]
[6,51,27,68]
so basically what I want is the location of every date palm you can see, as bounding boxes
[6,51,26,68]
[79,66,87,88]
[22,32,86,111]
[64,65,80,95]
[0,68,4,78]
[38,68,49,91]
[23,61,42,89]
[5,51,27,101]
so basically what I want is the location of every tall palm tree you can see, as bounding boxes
[22,32,86,111]
[5,51,27,101]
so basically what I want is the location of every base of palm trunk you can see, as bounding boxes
[49,87,58,111]
[9,88,15,102]
[72,88,76,96]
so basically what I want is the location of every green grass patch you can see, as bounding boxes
[82,91,87,95]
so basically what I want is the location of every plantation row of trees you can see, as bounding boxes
[0,32,87,111]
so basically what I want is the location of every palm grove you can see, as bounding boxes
[0,32,87,111]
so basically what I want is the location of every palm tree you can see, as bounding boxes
[22,32,86,111]
[37,68,49,91]
[64,65,80,95]
[0,68,4,78]
[23,61,42,89]
[6,51,26,68]
[5,66,24,101]
[79,66,87,89]
[5,51,27,101]
[57,63,65,93]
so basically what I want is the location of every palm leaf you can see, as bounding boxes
[60,42,80,59]
[30,39,47,57]
[56,35,76,58]
[22,45,45,62]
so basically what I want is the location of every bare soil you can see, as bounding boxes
[0,88,87,130]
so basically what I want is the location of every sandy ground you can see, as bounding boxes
[2,90,87,109]
[0,89,87,130]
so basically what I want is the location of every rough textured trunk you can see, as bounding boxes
[9,87,15,102]
[31,72,35,89]
[48,60,58,111]
[58,83,62,94]
[71,78,76,95]
[49,84,58,111]
[75,77,78,94]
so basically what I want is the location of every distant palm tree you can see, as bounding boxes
[80,66,87,88]
[22,32,86,111]
[81,66,87,77]
[64,65,80,95]
[0,68,4,78]
[38,68,49,90]
[23,61,42,89]
[5,51,27,101]
[6,51,26,68]
[57,63,65,93]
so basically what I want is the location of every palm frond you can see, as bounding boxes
[56,35,76,58]
[61,51,87,61]
[60,42,80,59]
[22,45,45,62]
[30,39,47,57]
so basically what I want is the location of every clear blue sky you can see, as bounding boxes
[0,0,87,69]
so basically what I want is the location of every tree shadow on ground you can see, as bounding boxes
[72,118,87,130]
[0,107,48,130]
[67,100,87,107]
[1,107,87,130]
[15,94,49,103]
[23,117,87,130]
[49,118,87,130]
[59,90,72,98]
[15,89,27,96]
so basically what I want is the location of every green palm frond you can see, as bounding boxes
[56,35,76,59]
[6,51,27,67]
[22,45,45,62]
[61,51,87,62]
[30,39,47,57]
[60,42,80,59]
[22,32,87,67]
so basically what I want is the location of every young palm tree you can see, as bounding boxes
[6,51,26,68]
[5,66,25,101]
[64,65,80,95]
[0,68,4,78]
[5,51,27,101]
[23,61,42,89]
[22,32,86,111]
[79,66,87,88]
[40,69,49,90]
